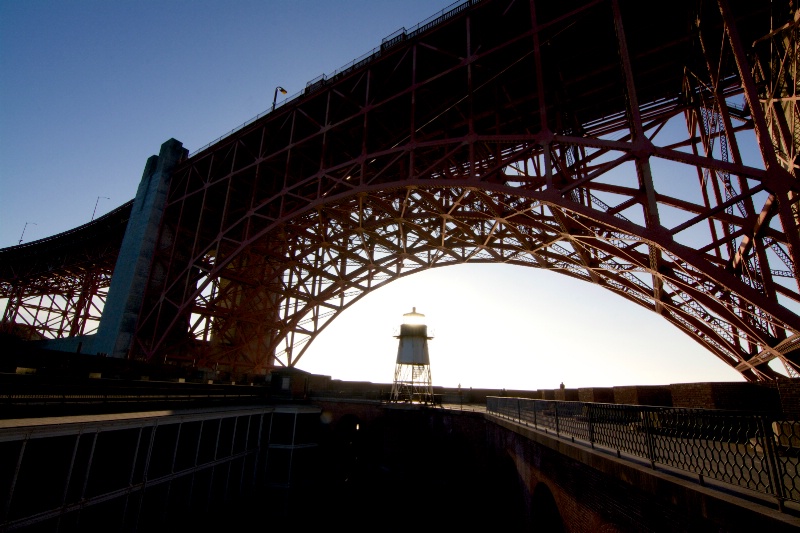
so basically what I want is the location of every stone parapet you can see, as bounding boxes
[613,385,672,407]
[578,387,614,403]
[555,388,579,401]
[776,378,800,419]
[670,381,779,413]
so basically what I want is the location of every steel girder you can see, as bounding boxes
[122,0,799,380]
[0,202,132,341]
[752,8,800,243]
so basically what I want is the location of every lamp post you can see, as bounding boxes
[272,86,287,112]
[91,196,110,221]
[18,221,37,245]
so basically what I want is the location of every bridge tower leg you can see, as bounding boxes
[93,138,187,358]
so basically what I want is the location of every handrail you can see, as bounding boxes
[188,0,481,157]
[0,200,134,254]
[487,396,800,510]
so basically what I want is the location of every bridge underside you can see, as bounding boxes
[0,203,132,341]
[2,0,799,381]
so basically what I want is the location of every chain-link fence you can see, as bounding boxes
[488,397,800,508]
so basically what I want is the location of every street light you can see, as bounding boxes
[91,196,110,221]
[18,221,37,245]
[272,86,287,112]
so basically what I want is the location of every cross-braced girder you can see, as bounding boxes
[0,202,130,342]
[1,272,109,340]
[128,0,799,381]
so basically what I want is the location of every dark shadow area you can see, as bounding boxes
[189,407,527,532]
[530,482,565,533]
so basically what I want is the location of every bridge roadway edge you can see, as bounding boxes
[486,412,800,531]
[3,388,800,530]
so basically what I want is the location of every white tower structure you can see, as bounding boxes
[390,307,434,404]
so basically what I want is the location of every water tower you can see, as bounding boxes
[390,307,434,404]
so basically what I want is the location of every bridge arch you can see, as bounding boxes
[296,263,749,388]
[135,167,797,380]
[128,0,798,380]
[1,0,797,381]
[530,482,565,533]
[485,446,530,528]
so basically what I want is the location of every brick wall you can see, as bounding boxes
[488,415,794,531]
[508,389,542,399]
[776,378,800,419]
[613,385,672,406]
[539,389,556,400]
[578,387,614,403]
[670,381,779,413]
[669,382,716,409]
[554,388,579,401]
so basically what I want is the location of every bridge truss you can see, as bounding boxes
[2,0,799,381]
[0,203,131,342]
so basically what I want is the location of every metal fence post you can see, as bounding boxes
[642,409,656,469]
[555,402,560,437]
[758,415,786,511]
[2,438,27,524]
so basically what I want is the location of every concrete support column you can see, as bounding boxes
[94,138,187,358]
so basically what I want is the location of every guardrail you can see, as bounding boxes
[0,378,271,418]
[0,405,293,532]
[188,0,482,157]
[487,397,800,510]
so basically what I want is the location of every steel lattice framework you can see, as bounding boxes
[2,0,799,382]
[0,203,132,341]
[130,0,800,380]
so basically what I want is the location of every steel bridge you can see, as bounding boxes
[1,0,799,382]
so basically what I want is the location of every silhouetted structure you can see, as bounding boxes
[0,0,798,388]
[391,307,434,403]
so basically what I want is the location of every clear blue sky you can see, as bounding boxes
[0,0,750,389]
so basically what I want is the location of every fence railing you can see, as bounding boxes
[188,0,482,157]
[487,397,800,509]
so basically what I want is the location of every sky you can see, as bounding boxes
[0,0,756,390]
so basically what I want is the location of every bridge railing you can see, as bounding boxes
[487,397,800,509]
[188,0,481,157]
